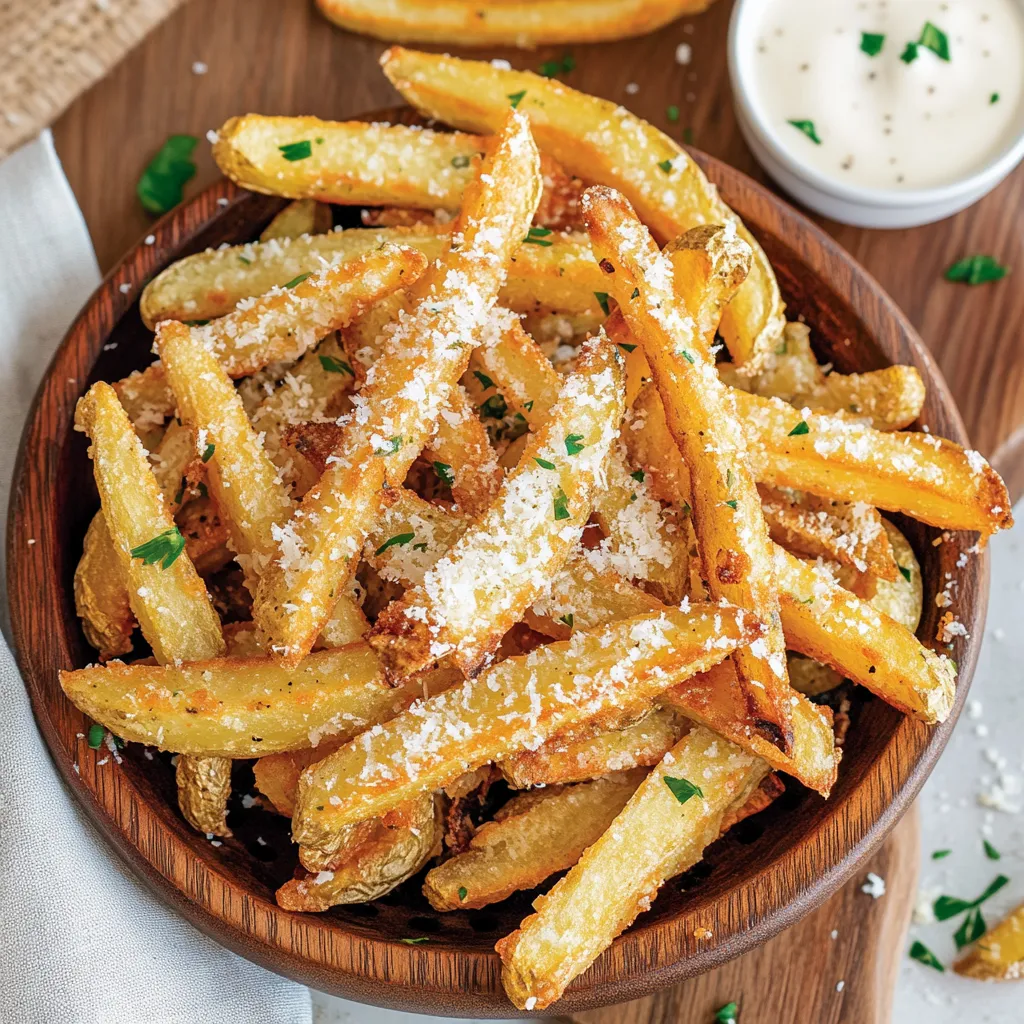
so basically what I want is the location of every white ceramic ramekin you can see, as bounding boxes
[727,0,1024,228]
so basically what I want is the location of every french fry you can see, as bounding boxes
[498,707,683,788]
[774,545,955,723]
[176,755,234,837]
[278,794,442,911]
[954,900,1024,981]
[496,726,769,1010]
[786,655,844,698]
[293,603,761,845]
[719,322,926,431]
[424,772,644,912]
[628,381,1013,537]
[868,519,923,631]
[318,0,715,47]
[113,365,173,441]
[584,190,794,752]
[253,111,543,664]
[368,334,625,679]
[59,643,426,757]
[139,224,604,328]
[381,46,785,370]
[74,513,135,660]
[259,198,333,242]
[175,495,232,577]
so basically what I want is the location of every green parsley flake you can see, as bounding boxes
[539,53,575,78]
[658,158,675,173]
[173,477,187,505]
[412,543,428,552]
[565,433,585,455]
[507,90,527,109]
[201,442,215,463]
[715,1003,738,1024]
[918,21,950,61]
[900,41,919,64]
[183,319,210,327]
[664,776,703,805]
[631,469,645,483]
[553,486,571,521]
[787,120,822,145]
[931,849,951,860]
[682,127,694,145]
[899,565,912,583]
[594,291,611,316]
[559,613,574,628]
[679,348,695,364]
[788,420,810,436]
[399,937,429,945]
[933,874,1009,921]
[481,394,508,419]
[954,907,987,950]
[373,436,402,456]
[137,134,198,215]
[909,940,944,972]
[983,839,1001,861]
[433,461,455,486]
[87,724,105,749]
[319,354,354,375]
[725,499,739,510]
[945,255,1009,286]
[524,225,554,247]
[630,287,640,300]
[617,342,637,353]
[524,400,534,412]
[283,272,311,289]
[451,154,471,169]
[130,526,186,570]
[375,533,414,557]
[860,32,885,56]
[666,104,680,122]
[534,457,556,470]
[473,369,496,390]
[239,256,252,266]
[279,140,313,161]
[991,93,1000,104]
[458,886,468,901]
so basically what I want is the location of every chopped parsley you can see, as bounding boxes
[944,255,1009,286]
[433,461,455,486]
[559,613,574,628]
[524,400,534,412]
[534,457,556,470]
[909,940,944,972]
[658,158,675,173]
[278,140,313,161]
[375,533,414,556]
[137,134,198,215]
[239,256,252,265]
[480,394,508,419]
[618,341,637,353]
[553,486,571,521]
[788,420,810,436]
[631,469,645,483]
[473,369,496,390]
[524,225,554,247]
[787,120,822,145]
[666,104,680,122]
[954,907,988,950]
[319,354,354,375]
[899,565,912,583]
[918,21,950,61]
[412,543,428,552]
[983,839,1001,861]
[900,41,919,64]
[931,849,951,860]
[594,291,611,316]
[87,724,105,749]
[538,53,575,78]
[860,32,885,56]
[283,272,311,289]
[451,154,471,169]
[991,93,1000,105]
[630,287,640,300]
[679,348,695,364]
[372,436,402,456]
[130,526,186,569]
[933,874,1009,921]
[725,499,739,510]
[565,433,585,455]
[507,90,527,109]
[173,477,187,505]
[682,127,694,145]
[715,1003,738,1024]
[458,886,468,901]
[399,937,429,945]
[201,442,215,463]
[664,776,703,805]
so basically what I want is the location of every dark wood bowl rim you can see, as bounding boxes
[6,134,988,1017]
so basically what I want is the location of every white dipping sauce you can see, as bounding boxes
[744,0,1024,190]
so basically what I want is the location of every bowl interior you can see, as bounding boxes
[6,135,987,1016]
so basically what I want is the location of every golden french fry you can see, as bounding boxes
[253,110,543,664]
[774,545,955,723]
[719,322,926,431]
[140,224,604,328]
[175,495,233,577]
[869,519,923,631]
[59,643,424,757]
[424,772,644,912]
[584,189,793,752]
[368,334,625,679]
[74,513,135,661]
[293,603,762,844]
[954,900,1024,981]
[381,46,784,370]
[259,198,333,242]
[786,655,844,698]
[176,755,233,837]
[498,707,683,788]
[496,726,769,1010]
[319,0,715,46]
[113,365,173,441]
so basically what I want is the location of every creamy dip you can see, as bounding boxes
[744,0,1024,190]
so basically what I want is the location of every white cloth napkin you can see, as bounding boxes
[0,131,312,1024]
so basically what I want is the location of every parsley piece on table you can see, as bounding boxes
[137,135,198,215]
[860,32,885,56]
[944,255,1009,286]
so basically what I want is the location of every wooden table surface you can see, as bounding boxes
[49,0,1023,1020]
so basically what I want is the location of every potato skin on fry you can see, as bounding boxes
[176,754,233,838]
[74,512,135,661]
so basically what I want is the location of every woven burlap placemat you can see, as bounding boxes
[0,0,186,160]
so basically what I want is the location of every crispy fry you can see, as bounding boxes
[278,794,442,911]
[176,754,233,837]
[719,322,926,431]
[175,495,232,577]
[140,224,604,328]
[496,726,769,1010]
[774,545,955,723]
[584,190,793,752]
[59,643,426,757]
[368,334,624,680]
[293,603,761,844]
[954,900,1024,981]
[424,772,644,912]
[259,198,333,242]
[869,519,923,631]
[498,707,683,788]
[319,0,715,46]
[113,365,173,441]
[381,46,784,370]
[74,513,135,660]
[786,655,844,698]
[253,111,543,664]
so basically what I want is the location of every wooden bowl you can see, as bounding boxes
[6,131,988,1016]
